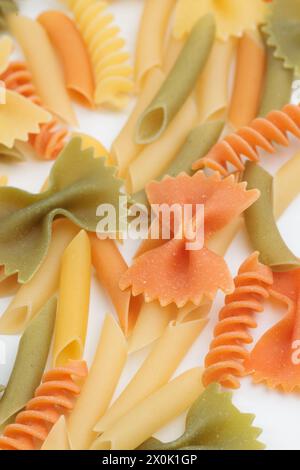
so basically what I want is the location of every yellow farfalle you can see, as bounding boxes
[174,0,268,40]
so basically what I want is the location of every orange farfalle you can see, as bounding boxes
[245,269,300,392]
[192,104,300,176]
[0,361,87,450]
[203,252,273,389]
[120,172,259,307]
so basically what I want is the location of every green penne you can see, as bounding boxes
[133,120,224,207]
[244,162,300,271]
[0,297,56,430]
[258,44,293,117]
[135,14,216,145]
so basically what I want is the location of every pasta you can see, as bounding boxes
[111,68,165,177]
[274,150,300,219]
[90,368,204,450]
[0,62,69,160]
[0,220,78,334]
[244,162,300,271]
[0,137,123,283]
[0,89,51,149]
[228,31,266,129]
[245,269,300,392]
[8,14,77,125]
[65,0,133,108]
[133,120,225,207]
[41,416,70,451]
[197,39,236,123]
[203,252,273,389]
[0,35,13,74]
[73,132,111,162]
[173,0,268,41]
[89,235,142,334]
[0,297,56,430]
[128,96,198,193]
[94,319,207,434]
[53,231,91,367]
[38,11,95,107]
[139,383,264,450]
[162,35,185,75]
[0,360,87,450]
[136,15,215,145]
[135,0,175,88]
[258,44,293,117]
[193,103,300,175]
[0,144,24,161]
[0,0,17,31]
[67,315,127,450]
[263,0,300,76]
[120,172,259,307]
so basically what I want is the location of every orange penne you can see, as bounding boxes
[38,11,95,107]
[228,30,266,129]
[89,235,142,335]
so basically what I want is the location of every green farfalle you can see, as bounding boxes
[263,0,300,77]
[138,384,265,450]
[0,137,124,283]
[0,0,17,30]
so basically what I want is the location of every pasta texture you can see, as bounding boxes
[228,31,266,129]
[0,62,69,160]
[174,0,267,40]
[0,297,56,430]
[65,0,133,108]
[94,319,206,434]
[0,0,17,31]
[136,15,215,144]
[0,137,123,283]
[135,0,175,88]
[67,315,127,450]
[0,361,87,450]
[0,144,24,161]
[90,368,204,450]
[203,252,273,389]
[53,231,91,367]
[90,235,142,334]
[8,14,77,125]
[38,11,94,107]
[245,269,300,392]
[139,383,264,450]
[120,172,259,307]
[41,416,70,451]
[244,162,300,271]
[0,220,78,334]
[193,104,300,175]
[0,35,13,73]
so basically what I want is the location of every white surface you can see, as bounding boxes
[1,0,300,451]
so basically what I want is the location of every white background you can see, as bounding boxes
[1,0,300,450]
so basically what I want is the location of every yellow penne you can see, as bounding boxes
[162,34,185,74]
[95,319,206,434]
[41,417,70,451]
[111,68,165,177]
[135,0,175,88]
[0,220,79,334]
[274,151,300,220]
[197,39,236,122]
[90,368,203,450]
[67,315,127,450]
[8,14,77,125]
[0,35,13,75]
[53,230,91,367]
[127,96,198,193]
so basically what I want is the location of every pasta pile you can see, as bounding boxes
[1,0,300,452]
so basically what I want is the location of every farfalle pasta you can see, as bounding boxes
[0,137,123,283]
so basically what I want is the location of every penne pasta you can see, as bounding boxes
[67,315,127,450]
[0,35,13,74]
[8,13,77,125]
[53,230,91,367]
[136,15,215,144]
[38,11,95,107]
[41,417,70,451]
[274,151,300,220]
[0,297,56,430]
[135,0,175,88]
[162,34,185,75]
[229,31,266,129]
[90,368,204,450]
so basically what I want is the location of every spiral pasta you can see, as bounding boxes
[0,361,87,450]
[0,62,69,159]
[193,104,300,176]
[203,253,273,389]
[65,0,133,108]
